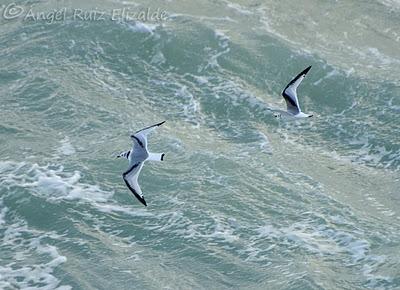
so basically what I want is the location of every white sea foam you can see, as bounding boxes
[175,85,202,126]
[0,161,146,219]
[0,159,161,287]
[377,0,400,11]
[201,214,239,243]
[0,200,7,227]
[126,22,159,34]
[203,30,230,70]
[249,219,391,284]
[168,13,236,23]
[388,97,400,112]
[58,137,76,156]
[153,210,239,245]
[150,50,166,65]
[224,1,254,15]
[119,1,139,6]
[95,203,153,217]
[313,69,341,86]
[0,237,70,289]
[0,195,70,289]
[34,168,112,203]
[254,2,400,84]
[257,131,273,154]
[193,75,209,85]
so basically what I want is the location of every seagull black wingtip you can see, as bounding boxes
[302,65,312,75]
[157,120,166,126]
[134,121,166,134]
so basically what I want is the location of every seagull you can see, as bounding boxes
[275,66,313,118]
[117,121,166,206]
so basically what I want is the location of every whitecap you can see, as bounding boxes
[0,196,71,290]
[58,137,76,156]
[127,22,159,34]
[0,161,147,218]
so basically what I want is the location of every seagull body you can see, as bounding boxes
[117,121,165,206]
[275,66,313,118]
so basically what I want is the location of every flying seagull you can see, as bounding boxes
[117,121,166,206]
[275,66,313,118]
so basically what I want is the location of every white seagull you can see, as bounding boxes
[275,66,313,118]
[117,121,165,206]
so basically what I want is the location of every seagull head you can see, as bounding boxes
[116,152,124,158]
[273,112,281,118]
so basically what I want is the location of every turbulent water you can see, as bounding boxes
[1,0,400,289]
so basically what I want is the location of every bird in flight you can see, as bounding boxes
[275,66,313,118]
[117,121,166,206]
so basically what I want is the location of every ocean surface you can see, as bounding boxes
[1,0,399,289]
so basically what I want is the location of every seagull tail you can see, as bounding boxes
[147,152,165,162]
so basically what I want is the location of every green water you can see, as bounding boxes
[0,0,399,289]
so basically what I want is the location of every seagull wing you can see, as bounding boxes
[122,121,166,206]
[131,121,165,150]
[282,66,312,115]
[122,162,147,206]
[134,121,165,137]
